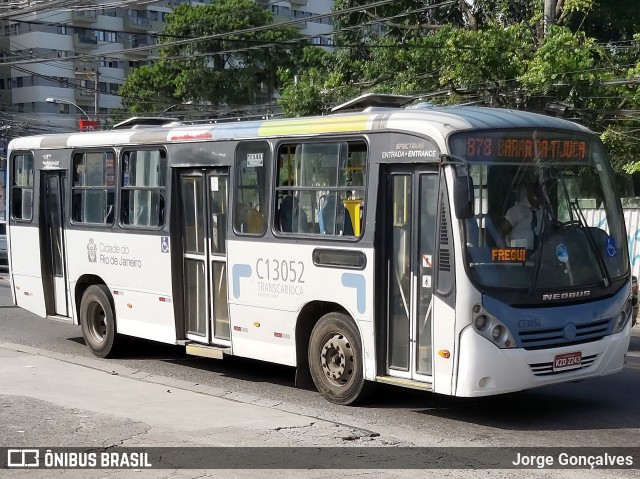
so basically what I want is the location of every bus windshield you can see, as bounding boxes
[450,130,628,294]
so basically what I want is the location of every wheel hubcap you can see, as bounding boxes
[87,303,107,344]
[320,333,354,387]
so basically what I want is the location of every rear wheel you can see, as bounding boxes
[80,284,119,358]
[308,312,369,405]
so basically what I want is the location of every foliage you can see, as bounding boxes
[118,0,640,173]
[120,0,301,115]
[276,0,640,173]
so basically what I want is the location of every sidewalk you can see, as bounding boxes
[0,342,404,478]
[0,342,371,443]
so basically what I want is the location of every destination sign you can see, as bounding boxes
[491,248,527,262]
[464,137,588,161]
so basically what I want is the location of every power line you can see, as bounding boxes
[0,0,400,67]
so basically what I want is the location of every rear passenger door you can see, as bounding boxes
[178,168,230,344]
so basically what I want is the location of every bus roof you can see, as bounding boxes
[8,106,592,152]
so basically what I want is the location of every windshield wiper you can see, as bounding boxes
[528,203,548,294]
[571,199,611,287]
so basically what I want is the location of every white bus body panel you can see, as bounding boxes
[431,296,457,395]
[65,230,177,344]
[455,321,630,397]
[10,225,46,317]
[227,240,376,378]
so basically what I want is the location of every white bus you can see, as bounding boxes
[0,164,6,265]
[7,95,632,404]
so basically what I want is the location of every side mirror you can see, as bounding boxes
[453,174,474,219]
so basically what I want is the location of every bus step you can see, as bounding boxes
[46,314,74,324]
[375,376,432,391]
[185,343,231,360]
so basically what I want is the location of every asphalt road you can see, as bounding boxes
[1,269,640,457]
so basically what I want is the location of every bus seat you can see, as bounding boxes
[237,204,264,234]
[466,215,505,248]
[279,195,308,233]
[485,215,505,247]
[319,193,353,236]
[246,208,264,234]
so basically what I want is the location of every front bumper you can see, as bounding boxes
[455,321,631,397]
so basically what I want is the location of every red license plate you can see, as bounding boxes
[553,352,582,371]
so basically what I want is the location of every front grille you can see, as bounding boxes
[529,354,598,376]
[519,319,611,350]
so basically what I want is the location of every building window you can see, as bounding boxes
[12,153,34,221]
[121,150,166,228]
[99,7,116,17]
[72,151,115,224]
[100,58,118,68]
[275,141,367,236]
[57,25,67,35]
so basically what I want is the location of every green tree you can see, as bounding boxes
[279,0,640,174]
[120,0,301,115]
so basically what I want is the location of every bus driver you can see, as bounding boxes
[501,181,543,249]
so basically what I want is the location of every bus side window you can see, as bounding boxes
[11,153,34,221]
[234,142,269,235]
[71,151,115,225]
[120,149,167,228]
[275,140,366,237]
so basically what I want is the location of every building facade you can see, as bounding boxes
[0,0,334,135]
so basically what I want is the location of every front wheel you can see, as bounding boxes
[80,284,119,358]
[308,312,369,405]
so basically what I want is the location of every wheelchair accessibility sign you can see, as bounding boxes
[161,237,170,253]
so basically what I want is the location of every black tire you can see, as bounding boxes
[308,312,369,405]
[80,284,119,358]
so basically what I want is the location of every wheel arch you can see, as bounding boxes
[75,274,110,325]
[294,300,358,388]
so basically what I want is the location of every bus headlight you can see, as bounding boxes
[474,315,487,330]
[472,304,515,349]
[613,297,632,334]
[491,325,502,340]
